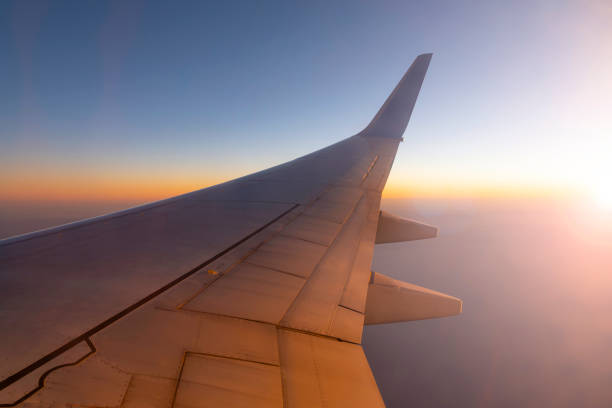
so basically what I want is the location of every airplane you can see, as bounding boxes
[0,53,461,407]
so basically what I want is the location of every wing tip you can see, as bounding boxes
[359,53,432,139]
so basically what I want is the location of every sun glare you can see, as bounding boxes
[585,167,612,211]
[592,184,612,211]
[579,153,612,212]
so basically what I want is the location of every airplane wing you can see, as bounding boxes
[0,53,461,407]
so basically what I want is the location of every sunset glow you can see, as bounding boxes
[588,181,612,212]
[2,2,612,406]
[2,1,611,210]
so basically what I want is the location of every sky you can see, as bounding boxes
[364,198,612,407]
[1,2,612,406]
[1,0,611,206]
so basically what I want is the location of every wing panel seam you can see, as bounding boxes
[0,204,299,393]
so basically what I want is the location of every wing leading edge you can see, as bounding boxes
[0,54,461,407]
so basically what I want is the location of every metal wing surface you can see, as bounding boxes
[0,54,461,407]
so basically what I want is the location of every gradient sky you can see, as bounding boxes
[2,3,612,406]
[1,0,611,204]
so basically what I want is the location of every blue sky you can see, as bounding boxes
[1,0,610,201]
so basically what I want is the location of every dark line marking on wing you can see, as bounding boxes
[0,204,299,395]
[360,155,379,184]
[0,338,96,407]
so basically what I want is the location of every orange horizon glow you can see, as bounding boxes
[1,173,229,203]
[1,176,583,204]
[382,180,578,200]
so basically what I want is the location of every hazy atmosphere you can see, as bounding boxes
[365,198,612,407]
[2,1,612,407]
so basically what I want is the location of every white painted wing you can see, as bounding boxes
[0,54,435,407]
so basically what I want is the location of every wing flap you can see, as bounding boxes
[183,262,306,323]
[338,192,381,313]
[175,353,283,408]
[280,194,371,340]
[246,234,328,279]
[328,305,365,343]
[278,329,385,408]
